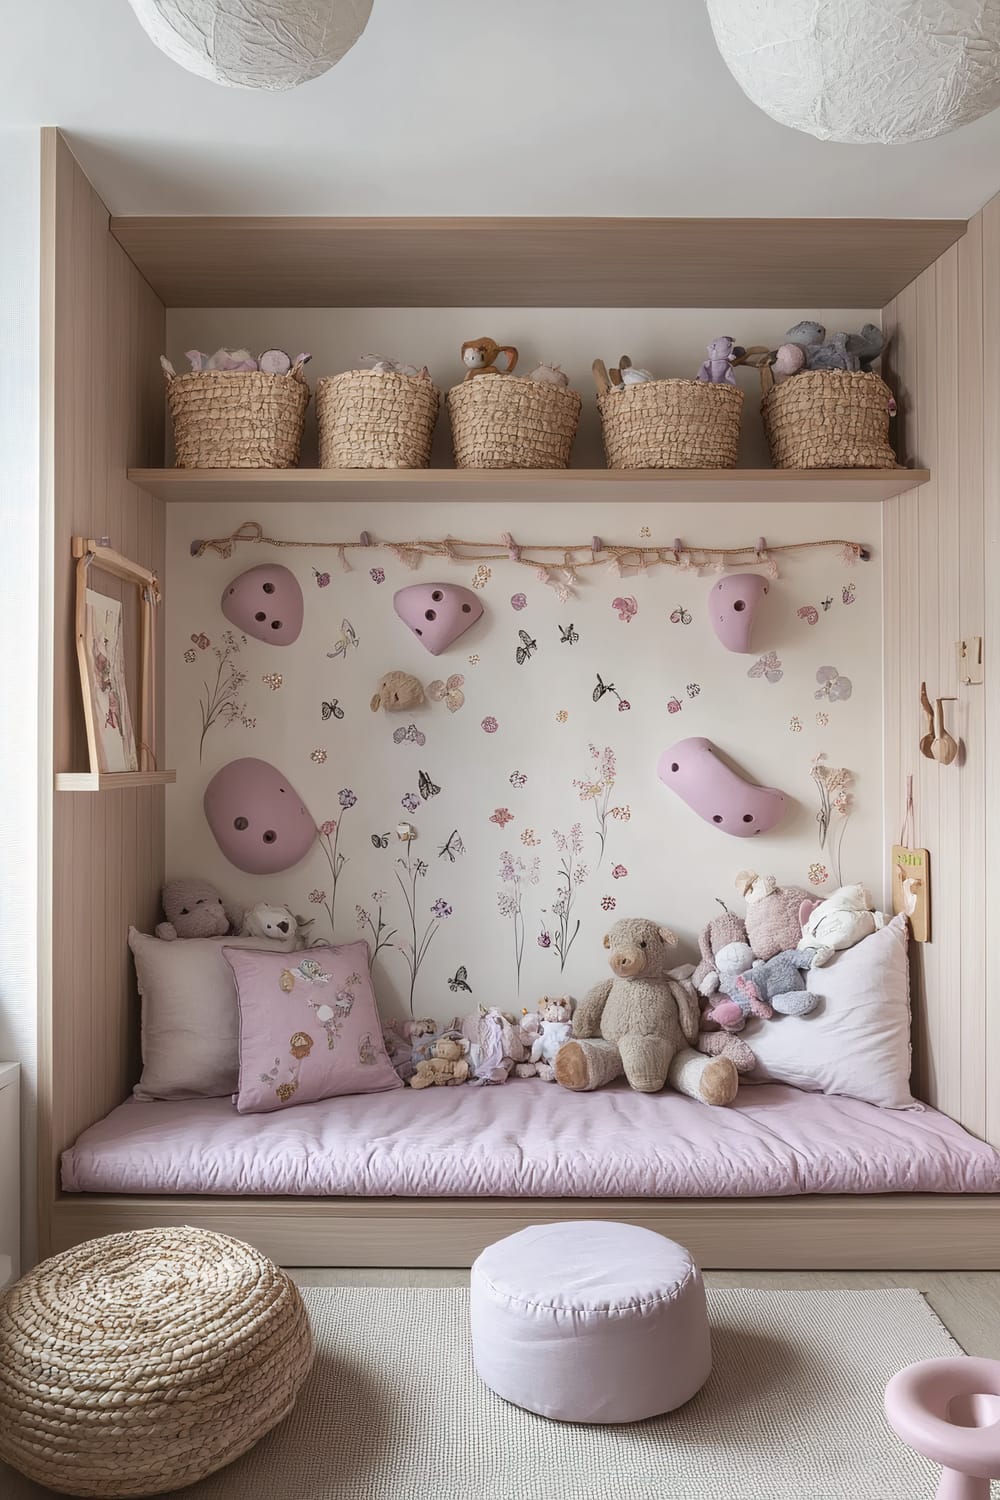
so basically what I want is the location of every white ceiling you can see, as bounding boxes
[7,0,1000,218]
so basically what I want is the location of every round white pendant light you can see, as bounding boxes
[127,0,374,91]
[706,0,1000,144]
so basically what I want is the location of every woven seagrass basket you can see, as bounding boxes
[0,1226,313,1497]
[317,369,441,468]
[447,376,582,469]
[760,366,898,468]
[597,378,743,469]
[166,365,310,469]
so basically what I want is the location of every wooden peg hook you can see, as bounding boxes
[919,683,959,765]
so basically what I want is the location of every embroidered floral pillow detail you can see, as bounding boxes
[224,940,401,1113]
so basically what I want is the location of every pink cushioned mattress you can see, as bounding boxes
[62,1081,1000,1198]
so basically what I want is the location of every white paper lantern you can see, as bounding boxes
[127,0,374,90]
[706,0,1000,144]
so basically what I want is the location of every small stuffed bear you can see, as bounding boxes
[240,902,304,950]
[409,1037,470,1089]
[703,940,762,1031]
[528,997,574,1082]
[155,878,234,941]
[736,871,810,961]
[383,1017,436,1081]
[797,884,887,966]
[554,916,738,1105]
[692,909,750,997]
[697,336,745,385]
[733,948,819,1018]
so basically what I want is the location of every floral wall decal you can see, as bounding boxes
[392,841,451,1014]
[197,630,248,761]
[497,850,540,990]
[810,754,854,887]
[573,744,617,865]
[550,823,588,970]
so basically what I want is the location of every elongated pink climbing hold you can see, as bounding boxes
[657,736,788,838]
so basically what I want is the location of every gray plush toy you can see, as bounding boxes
[155,878,236,941]
[785,321,885,373]
[732,947,818,1018]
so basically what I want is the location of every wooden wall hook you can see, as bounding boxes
[919,682,959,764]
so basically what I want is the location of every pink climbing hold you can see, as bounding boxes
[394,582,484,655]
[204,757,317,874]
[708,573,769,653]
[657,736,788,838]
[221,564,303,646]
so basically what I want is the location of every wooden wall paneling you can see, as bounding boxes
[981,192,1000,1151]
[881,192,998,1145]
[38,130,166,1256]
[955,218,987,1140]
[108,215,966,309]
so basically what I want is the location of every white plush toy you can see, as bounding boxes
[240,902,305,951]
[529,996,574,1082]
[797,884,887,967]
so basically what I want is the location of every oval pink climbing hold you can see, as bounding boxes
[707,573,769,653]
[657,736,788,838]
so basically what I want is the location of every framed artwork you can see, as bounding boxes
[73,537,161,777]
[82,590,138,772]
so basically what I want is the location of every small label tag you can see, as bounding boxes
[891,844,930,942]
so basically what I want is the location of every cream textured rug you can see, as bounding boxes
[2,1287,989,1499]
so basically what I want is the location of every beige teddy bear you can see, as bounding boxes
[409,1036,470,1089]
[554,916,738,1106]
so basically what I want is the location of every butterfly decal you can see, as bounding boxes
[392,723,426,746]
[327,619,359,662]
[515,629,537,665]
[747,651,784,684]
[842,583,856,605]
[815,666,853,702]
[438,829,465,862]
[686,683,701,698]
[190,632,210,650]
[821,596,833,611]
[559,623,579,645]
[427,674,465,713]
[418,769,441,800]
[321,699,345,721]
[448,965,472,994]
[183,648,196,664]
[371,832,390,849]
[669,606,692,625]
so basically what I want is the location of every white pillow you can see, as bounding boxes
[129,927,297,1100]
[746,914,916,1109]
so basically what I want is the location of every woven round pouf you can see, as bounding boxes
[471,1221,711,1423]
[0,1227,314,1497]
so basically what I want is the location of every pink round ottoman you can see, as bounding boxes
[470,1221,711,1423]
[885,1357,1000,1499]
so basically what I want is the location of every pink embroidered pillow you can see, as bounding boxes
[224,941,402,1113]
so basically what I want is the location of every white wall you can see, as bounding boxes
[0,130,39,1267]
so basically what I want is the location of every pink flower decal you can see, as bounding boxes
[311,748,328,764]
[617,699,631,712]
[481,716,499,734]
[313,568,331,588]
[308,889,326,904]
[537,929,552,949]
[798,605,819,625]
[808,862,829,887]
[490,808,514,828]
[509,771,527,788]
[611,864,628,879]
[612,595,638,623]
[790,716,803,733]
[667,697,682,714]
[319,820,337,837]
[369,567,385,585]
[510,592,527,611]
[601,895,616,911]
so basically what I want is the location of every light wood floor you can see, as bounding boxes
[289,1269,1000,1357]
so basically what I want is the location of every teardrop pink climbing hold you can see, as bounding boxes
[204,758,317,873]
[394,582,484,655]
[657,736,788,838]
[708,573,769,653]
[221,564,303,646]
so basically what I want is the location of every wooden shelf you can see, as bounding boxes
[130,467,929,505]
[55,770,177,793]
[109,217,965,309]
